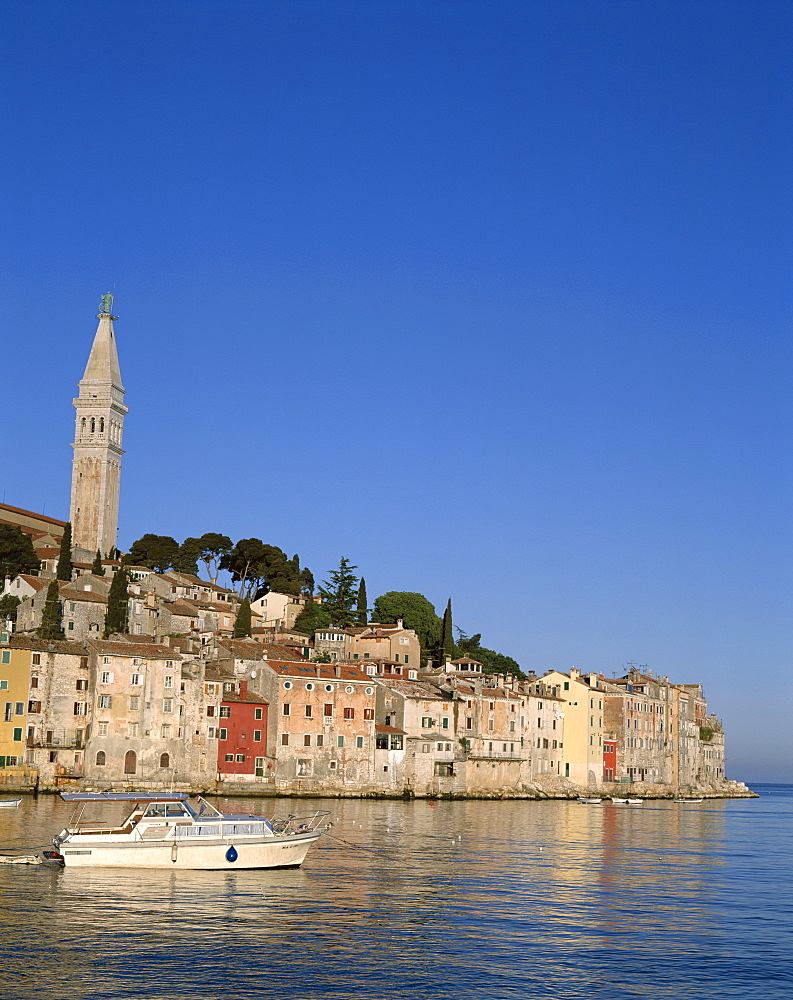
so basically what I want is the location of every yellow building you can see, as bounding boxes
[0,631,30,778]
[541,668,605,789]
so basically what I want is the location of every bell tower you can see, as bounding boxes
[69,293,127,556]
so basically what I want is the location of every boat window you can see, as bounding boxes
[145,803,167,818]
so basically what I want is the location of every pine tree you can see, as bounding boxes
[356,577,368,625]
[103,568,129,638]
[56,522,73,581]
[318,557,359,628]
[37,580,64,639]
[439,598,454,663]
[234,597,252,637]
[92,549,105,576]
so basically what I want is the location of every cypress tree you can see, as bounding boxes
[439,598,454,663]
[103,568,129,638]
[356,577,368,625]
[56,522,73,581]
[37,580,64,639]
[234,597,252,637]
[92,549,105,575]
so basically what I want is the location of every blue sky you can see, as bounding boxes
[2,1,791,782]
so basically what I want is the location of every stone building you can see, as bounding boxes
[69,294,127,557]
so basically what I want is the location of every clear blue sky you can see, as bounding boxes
[2,1,791,782]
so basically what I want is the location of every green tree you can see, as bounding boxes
[318,557,359,627]
[92,549,105,576]
[173,537,201,576]
[233,597,252,637]
[438,598,454,663]
[0,524,39,580]
[372,592,442,658]
[124,533,179,573]
[312,650,332,663]
[104,567,129,637]
[356,577,368,625]
[293,598,334,637]
[196,533,233,584]
[56,522,73,581]
[221,540,305,599]
[300,567,315,596]
[0,594,21,624]
[37,580,64,639]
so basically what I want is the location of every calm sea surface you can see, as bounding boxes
[0,785,790,1000]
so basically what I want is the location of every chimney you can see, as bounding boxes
[570,667,580,680]
[239,679,248,699]
[334,665,341,678]
[589,672,598,688]
[397,618,403,629]
[315,664,322,677]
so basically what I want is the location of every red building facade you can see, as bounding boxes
[217,681,269,778]
[603,739,617,782]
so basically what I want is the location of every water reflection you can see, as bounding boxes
[0,794,787,1000]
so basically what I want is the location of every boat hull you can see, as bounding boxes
[57,832,321,870]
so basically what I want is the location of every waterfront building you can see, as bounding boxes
[216,679,269,781]
[541,668,605,789]
[0,631,30,781]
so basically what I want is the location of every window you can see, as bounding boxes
[129,696,139,711]
[442,717,449,729]
[225,753,234,762]
[254,707,263,720]
[337,735,344,748]
[31,676,39,689]
[95,751,106,766]
[305,682,314,691]
[236,754,245,763]
[101,671,113,684]
[208,727,216,739]
[73,702,86,716]
[98,695,112,709]
[255,757,265,777]
[316,734,323,748]
[305,705,313,718]
[12,727,22,742]
[324,684,333,692]
[283,681,293,690]
[356,736,364,748]
[219,706,230,718]
[218,728,227,740]
[28,700,42,714]
[363,708,374,721]
[421,717,433,728]
[282,703,291,716]
[161,725,172,739]
[75,678,88,692]
[97,721,108,736]
[343,707,354,720]
[254,730,262,741]
[1,652,10,665]
[281,733,289,746]
[128,723,139,738]
[164,676,173,688]
[304,734,311,747]
[323,703,333,717]
[162,699,173,713]
[329,760,337,770]
[32,653,41,666]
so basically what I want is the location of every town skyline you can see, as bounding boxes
[3,2,791,782]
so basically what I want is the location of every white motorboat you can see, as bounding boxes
[674,798,703,803]
[610,798,628,804]
[45,792,329,870]
[578,797,602,804]
[0,798,22,809]
[626,798,643,804]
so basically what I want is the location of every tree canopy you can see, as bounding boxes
[293,598,334,637]
[172,536,202,576]
[56,522,73,581]
[318,557,359,628]
[439,598,454,663]
[0,524,39,580]
[92,549,105,576]
[196,533,233,584]
[37,580,64,639]
[220,539,303,599]
[233,597,252,637]
[372,592,441,655]
[104,567,129,637]
[0,594,21,624]
[124,533,179,573]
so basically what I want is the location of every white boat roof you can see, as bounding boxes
[60,792,189,802]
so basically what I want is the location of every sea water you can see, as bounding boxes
[0,785,790,1000]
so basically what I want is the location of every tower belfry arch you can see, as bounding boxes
[69,293,127,556]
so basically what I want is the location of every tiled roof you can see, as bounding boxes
[0,502,68,527]
[87,640,181,658]
[375,723,407,735]
[222,692,269,705]
[6,636,89,654]
[263,660,370,682]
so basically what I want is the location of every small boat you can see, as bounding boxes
[626,798,643,805]
[578,797,602,804]
[610,798,628,804]
[0,798,22,809]
[675,798,703,803]
[45,792,329,870]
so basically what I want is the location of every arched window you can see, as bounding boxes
[99,417,105,433]
[124,749,137,774]
[81,417,86,435]
[95,751,106,766]
[90,417,96,434]
[159,753,170,769]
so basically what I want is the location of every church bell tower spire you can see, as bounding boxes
[69,293,128,556]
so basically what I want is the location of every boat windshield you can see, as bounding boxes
[142,802,192,819]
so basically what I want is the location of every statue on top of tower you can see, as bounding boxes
[98,291,114,315]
